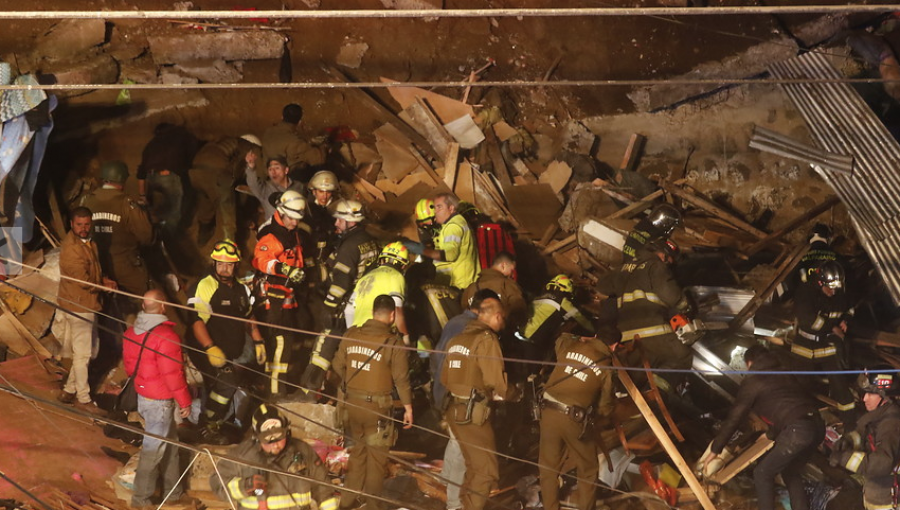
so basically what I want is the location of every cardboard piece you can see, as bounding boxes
[539,160,573,195]
[506,184,561,238]
[442,143,460,191]
[381,77,475,124]
[444,115,485,149]
[349,142,382,167]
[492,121,518,142]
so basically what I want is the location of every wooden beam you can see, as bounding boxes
[708,434,774,485]
[664,182,768,239]
[612,354,717,510]
[746,196,840,255]
[619,133,646,172]
[541,233,576,255]
[323,66,441,160]
[0,296,53,371]
[443,142,460,191]
[730,242,810,330]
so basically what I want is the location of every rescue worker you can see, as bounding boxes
[211,405,338,510]
[539,330,617,510]
[262,103,325,177]
[347,242,409,337]
[830,366,900,510]
[332,295,413,510]
[190,134,261,245]
[799,223,838,284]
[595,239,692,391]
[791,260,856,418]
[622,203,682,261]
[700,346,824,510]
[460,251,525,331]
[517,275,595,372]
[80,161,154,297]
[253,190,309,396]
[245,156,304,220]
[415,198,439,249]
[136,123,198,233]
[187,240,265,444]
[405,193,480,290]
[300,199,379,394]
[441,297,508,510]
[306,170,340,290]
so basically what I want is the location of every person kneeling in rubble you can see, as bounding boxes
[699,345,824,510]
[211,405,338,510]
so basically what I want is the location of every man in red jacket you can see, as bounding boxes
[123,289,194,509]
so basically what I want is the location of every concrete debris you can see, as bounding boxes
[42,52,120,89]
[34,19,107,63]
[159,68,200,85]
[147,31,285,64]
[560,120,598,156]
[173,59,243,83]
[336,41,369,69]
[378,0,443,9]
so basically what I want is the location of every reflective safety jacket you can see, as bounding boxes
[254,213,305,306]
[324,226,379,311]
[187,274,253,360]
[434,213,480,290]
[333,318,412,405]
[544,333,614,418]
[836,401,900,510]
[792,283,853,359]
[595,253,688,343]
[520,292,594,348]
[350,265,406,328]
[211,435,338,510]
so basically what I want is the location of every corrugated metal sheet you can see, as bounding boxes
[769,52,900,304]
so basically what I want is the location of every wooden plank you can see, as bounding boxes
[472,170,520,228]
[606,189,665,220]
[730,242,810,330]
[708,434,774,484]
[380,77,475,124]
[485,137,514,189]
[492,121,518,142]
[324,67,441,160]
[357,178,386,202]
[47,184,67,243]
[454,161,475,203]
[539,223,560,247]
[0,296,53,368]
[442,143,460,191]
[746,195,840,255]
[541,233,576,255]
[399,99,454,157]
[664,182,768,239]
[612,354,717,510]
[619,133,646,172]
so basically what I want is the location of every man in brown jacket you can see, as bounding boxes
[460,251,525,328]
[262,104,325,178]
[333,294,413,510]
[539,330,617,510]
[56,207,117,411]
[441,297,507,510]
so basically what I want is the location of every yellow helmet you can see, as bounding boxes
[546,274,574,294]
[379,241,410,269]
[211,239,241,263]
[415,198,435,223]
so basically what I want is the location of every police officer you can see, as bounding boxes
[539,330,617,510]
[622,203,682,261]
[262,103,325,177]
[830,366,900,510]
[405,193,480,290]
[187,240,265,444]
[253,190,309,395]
[211,405,338,510]
[300,199,379,394]
[347,242,409,337]
[460,251,526,328]
[595,239,692,391]
[791,260,856,418]
[80,161,154,296]
[442,297,508,510]
[332,295,413,510]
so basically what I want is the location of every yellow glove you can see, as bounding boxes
[205,345,227,368]
[254,341,267,365]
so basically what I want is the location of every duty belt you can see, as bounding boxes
[345,388,392,404]
[541,392,588,423]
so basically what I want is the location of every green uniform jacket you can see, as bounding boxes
[442,320,507,400]
[262,122,324,172]
[544,333,615,418]
[333,318,412,405]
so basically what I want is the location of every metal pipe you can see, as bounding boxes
[752,126,855,168]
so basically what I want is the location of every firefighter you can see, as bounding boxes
[791,260,856,418]
[830,366,900,510]
[415,198,439,249]
[700,345,824,510]
[305,170,340,299]
[441,297,508,510]
[253,190,309,396]
[516,275,594,373]
[300,199,379,394]
[80,161,154,297]
[211,405,338,510]
[539,330,617,510]
[595,239,692,391]
[798,223,838,284]
[332,295,413,510]
[187,240,265,444]
[346,242,409,338]
[622,203,682,261]
[405,193,480,290]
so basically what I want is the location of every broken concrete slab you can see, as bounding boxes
[560,120,598,155]
[557,184,619,232]
[337,41,369,69]
[35,19,107,63]
[279,402,341,444]
[147,31,284,64]
[43,52,120,88]
[173,59,243,83]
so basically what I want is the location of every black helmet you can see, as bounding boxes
[810,223,832,243]
[251,405,290,444]
[815,261,844,290]
[858,366,899,398]
[101,161,129,184]
[648,204,682,236]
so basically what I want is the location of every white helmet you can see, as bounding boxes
[332,199,365,222]
[240,133,262,146]
[308,170,338,192]
[277,190,306,220]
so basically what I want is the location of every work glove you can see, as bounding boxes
[283,266,305,285]
[254,341,267,365]
[401,240,425,255]
[242,474,268,497]
[205,345,227,368]
[833,430,862,453]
